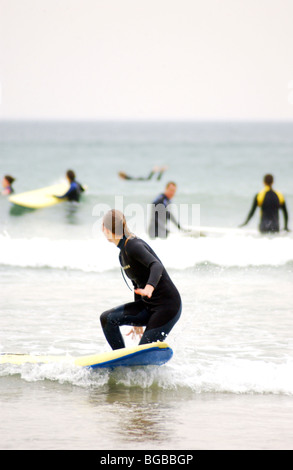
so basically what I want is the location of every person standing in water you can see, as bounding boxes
[240,174,289,233]
[54,170,85,202]
[100,209,182,350]
[1,175,15,195]
[148,181,182,239]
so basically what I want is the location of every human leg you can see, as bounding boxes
[139,303,182,345]
[100,300,151,350]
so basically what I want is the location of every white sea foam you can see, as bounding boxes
[1,355,293,395]
[0,231,292,272]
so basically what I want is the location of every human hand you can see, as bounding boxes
[134,284,154,298]
[126,327,144,340]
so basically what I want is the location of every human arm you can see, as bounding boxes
[126,239,164,295]
[134,284,154,298]
[169,211,182,230]
[53,184,74,199]
[281,202,289,231]
[239,195,258,227]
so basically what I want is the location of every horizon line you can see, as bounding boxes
[1,117,293,124]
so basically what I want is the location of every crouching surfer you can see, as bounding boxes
[100,209,182,349]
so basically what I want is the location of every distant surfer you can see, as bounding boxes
[118,166,167,181]
[54,170,85,202]
[240,174,289,233]
[1,175,15,195]
[148,181,182,239]
[100,209,182,349]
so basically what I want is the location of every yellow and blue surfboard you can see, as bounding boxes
[0,342,173,370]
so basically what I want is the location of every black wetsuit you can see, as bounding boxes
[122,170,164,181]
[100,236,182,350]
[56,181,85,202]
[148,193,181,239]
[243,186,289,233]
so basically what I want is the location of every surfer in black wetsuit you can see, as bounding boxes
[118,166,167,181]
[240,174,289,233]
[100,209,182,350]
[148,182,182,239]
[54,170,85,202]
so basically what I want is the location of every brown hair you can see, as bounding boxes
[103,209,132,237]
[67,170,76,182]
[264,174,274,187]
[4,175,15,185]
[165,181,177,188]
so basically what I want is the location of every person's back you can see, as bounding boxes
[66,180,83,202]
[240,174,289,233]
[257,185,284,233]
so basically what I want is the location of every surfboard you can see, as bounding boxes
[8,183,70,209]
[0,342,173,370]
[185,225,258,237]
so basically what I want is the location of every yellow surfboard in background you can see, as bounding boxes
[9,183,70,209]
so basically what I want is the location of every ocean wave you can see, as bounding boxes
[1,356,293,395]
[0,231,293,272]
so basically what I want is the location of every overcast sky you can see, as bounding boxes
[0,0,293,121]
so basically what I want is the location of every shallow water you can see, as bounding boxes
[0,121,293,449]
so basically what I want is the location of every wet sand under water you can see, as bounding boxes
[0,376,292,450]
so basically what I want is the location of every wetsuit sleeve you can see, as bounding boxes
[281,202,289,230]
[242,195,258,226]
[169,211,181,230]
[126,240,164,289]
[55,184,75,199]
[153,194,165,205]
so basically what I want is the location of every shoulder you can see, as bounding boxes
[125,237,143,253]
[125,237,151,257]
[256,187,269,206]
[274,190,285,205]
[153,193,167,204]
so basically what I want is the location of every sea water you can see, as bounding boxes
[0,121,293,450]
